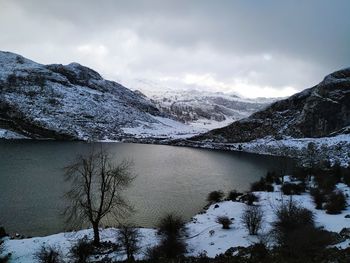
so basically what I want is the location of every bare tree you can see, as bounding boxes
[117,224,142,262]
[63,149,135,246]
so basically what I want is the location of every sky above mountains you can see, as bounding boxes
[0,0,349,98]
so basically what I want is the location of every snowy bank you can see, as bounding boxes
[2,181,350,261]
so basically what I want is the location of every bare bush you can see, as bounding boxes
[34,245,63,263]
[241,205,264,235]
[216,216,232,229]
[69,237,94,263]
[117,224,142,262]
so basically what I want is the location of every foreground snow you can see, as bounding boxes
[3,180,350,261]
[3,228,159,263]
[187,182,350,257]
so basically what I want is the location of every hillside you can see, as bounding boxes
[193,67,350,143]
[0,51,200,140]
[143,89,274,130]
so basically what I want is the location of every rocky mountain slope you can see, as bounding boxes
[193,67,350,143]
[0,51,199,140]
[142,89,274,129]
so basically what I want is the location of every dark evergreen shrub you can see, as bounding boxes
[310,188,326,209]
[250,178,273,192]
[241,193,259,206]
[265,171,275,184]
[314,174,338,193]
[227,190,243,201]
[325,191,347,214]
[157,214,187,259]
[207,191,224,203]
[281,183,305,195]
[216,216,232,229]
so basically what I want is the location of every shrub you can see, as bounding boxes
[310,188,326,209]
[144,246,161,262]
[272,199,314,246]
[216,216,232,229]
[157,214,187,259]
[249,242,269,262]
[34,245,63,263]
[70,237,94,263]
[158,214,185,236]
[250,178,273,192]
[281,183,305,195]
[227,190,242,201]
[206,190,224,203]
[241,205,264,235]
[270,199,334,261]
[117,224,142,262]
[265,171,276,184]
[314,174,338,193]
[324,191,347,214]
[241,193,259,206]
[293,167,309,182]
[277,226,335,260]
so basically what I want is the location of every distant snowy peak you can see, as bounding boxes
[135,87,276,130]
[194,67,350,142]
[0,51,200,140]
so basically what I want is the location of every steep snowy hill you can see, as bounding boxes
[0,51,200,140]
[194,67,350,143]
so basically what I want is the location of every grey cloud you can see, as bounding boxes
[0,0,349,97]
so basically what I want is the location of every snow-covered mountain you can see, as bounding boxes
[0,51,201,140]
[194,67,350,143]
[133,86,275,130]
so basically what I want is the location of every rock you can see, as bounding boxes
[345,214,350,218]
[209,230,215,236]
[214,204,220,209]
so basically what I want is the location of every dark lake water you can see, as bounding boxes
[0,141,294,236]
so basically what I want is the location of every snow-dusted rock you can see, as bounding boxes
[0,51,200,140]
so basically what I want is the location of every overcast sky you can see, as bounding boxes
[0,0,349,98]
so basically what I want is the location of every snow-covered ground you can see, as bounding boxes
[121,116,207,139]
[3,178,349,261]
[192,134,350,167]
[0,128,28,139]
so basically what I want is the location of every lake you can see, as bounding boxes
[0,141,294,236]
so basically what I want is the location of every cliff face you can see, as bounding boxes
[194,68,350,143]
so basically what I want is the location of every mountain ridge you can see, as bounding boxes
[0,51,197,140]
[192,67,350,143]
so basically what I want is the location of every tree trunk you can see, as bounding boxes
[92,222,100,246]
